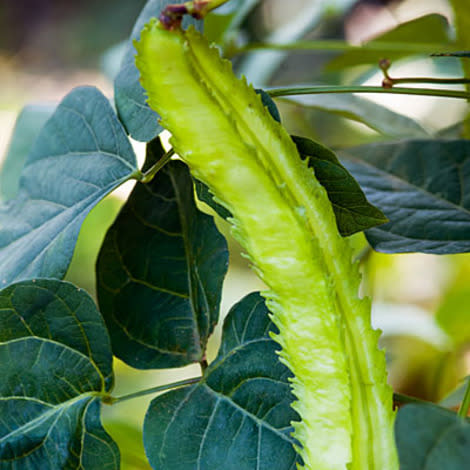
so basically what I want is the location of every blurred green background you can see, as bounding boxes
[1,1,469,468]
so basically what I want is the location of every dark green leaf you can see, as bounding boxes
[256,88,281,123]
[0,279,118,469]
[0,87,138,287]
[194,177,232,219]
[0,104,55,200]
[65,196,123,297]
[396,403,470,470]
[97,141,228,369]
[293,135,387,236]
[282,93,428,137]
[328,14,451,70]
[340,139,470,253]
[143,292,300,470]
[115,0,202,141]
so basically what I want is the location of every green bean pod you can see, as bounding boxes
[135,20,398,470]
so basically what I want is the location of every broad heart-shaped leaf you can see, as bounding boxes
[0,86,138,287]
[395,403,470,470]
[293,135,387,236]
[282,93,428,138]
[327,14,451,70]
[97,140,228,369]
[0,279,118,469]
[340,139,470,254]
[114,0,202,141]
[143,292,301,470]
[0,104,55,201]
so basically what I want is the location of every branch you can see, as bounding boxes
[104,376,202,405]
[458,378,470,419]
[268,85,470,100]
[139,148,175,184]
[160,0,230,29]
[230,39,456,57]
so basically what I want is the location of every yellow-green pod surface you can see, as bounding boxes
[136,20,398,470]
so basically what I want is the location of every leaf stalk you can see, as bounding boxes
[140,148,175,184]
[267,85,470,100]
[458,378,470,419]
[229,40,459,57]
[106,376,202,405]
[379,58,470,88]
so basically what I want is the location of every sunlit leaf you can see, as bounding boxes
[0,87,138,288]
[281,93,428,137]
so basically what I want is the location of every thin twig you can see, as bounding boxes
[140,149,175,184]
[267,85,470,100]
[105,376,202,405]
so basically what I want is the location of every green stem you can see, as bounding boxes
[185,0,231,17]
[388,76,470,86]
[106,377,202,405]
[378,59,470,89]
[140,149,175,184]
[229,40,459,57]
[268,85,470,100]
[458,378,470,419]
